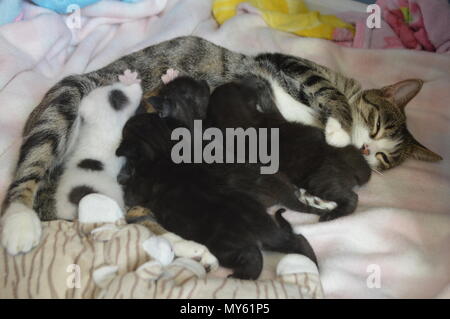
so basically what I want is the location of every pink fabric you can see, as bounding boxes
[336,0,450,53]
[378,0,435,51]
[0,0,449,298]
[417,0,450,53]
[335,11,405,49]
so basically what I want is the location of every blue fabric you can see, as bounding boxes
[0,0,22,26]
[30,0,142,14]
[30,0,102,14]
[0,0,143,26]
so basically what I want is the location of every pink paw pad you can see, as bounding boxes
[161,68,180,84]
[118,69,141,85]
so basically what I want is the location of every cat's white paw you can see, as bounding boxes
[161,68,180,84]
[1,203,42,255]
[199,250,219,273]
[164,234,219,272]
[298,188,337,211]
[142,236,175,266]
[78,194,124,224]
[118,69,141,85]
[325,117,351,147]
[174,241,219,272]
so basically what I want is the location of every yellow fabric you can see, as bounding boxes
[212,0,354,40]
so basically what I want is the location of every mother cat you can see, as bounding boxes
[1,36,442,255]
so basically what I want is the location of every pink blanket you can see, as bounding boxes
[0,0,449,298]
[336,0,450,53]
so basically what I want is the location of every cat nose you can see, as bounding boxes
[361,144,370,156]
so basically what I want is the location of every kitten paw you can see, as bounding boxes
[1,203,42,255]
[78,194,124,224]
[325,117,351,147]
[161,68,180,84]
[165,235,218,272]
[199,250,219,273]
[298,188,337,211]
[118,69,141,85]
[142,236,175,266]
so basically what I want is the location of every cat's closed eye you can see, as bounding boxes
[370,115,381,139]
[376,152,390,167]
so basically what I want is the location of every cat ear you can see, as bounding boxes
[381,79,423,110]
[410,141,443,162]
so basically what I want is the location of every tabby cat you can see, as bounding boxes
[1,36,442,255]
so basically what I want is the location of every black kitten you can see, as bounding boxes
[207,82,372,221]
[145,76,326,214]
[116,113,318,280]
[148,76,210,130]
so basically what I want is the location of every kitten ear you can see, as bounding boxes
[381,79,423,110]
[410,141,443,162]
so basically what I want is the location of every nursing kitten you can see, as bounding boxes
[3,36,441,255]
[116,113,318,280]
[147,76,210,131]
[54,71,142,220]
[207,82,371,221]
[144,75,335,213]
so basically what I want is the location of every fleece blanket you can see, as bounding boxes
[0,194,322,299]
[0,0,449,298]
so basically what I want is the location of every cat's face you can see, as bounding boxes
[351,79,442,170]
